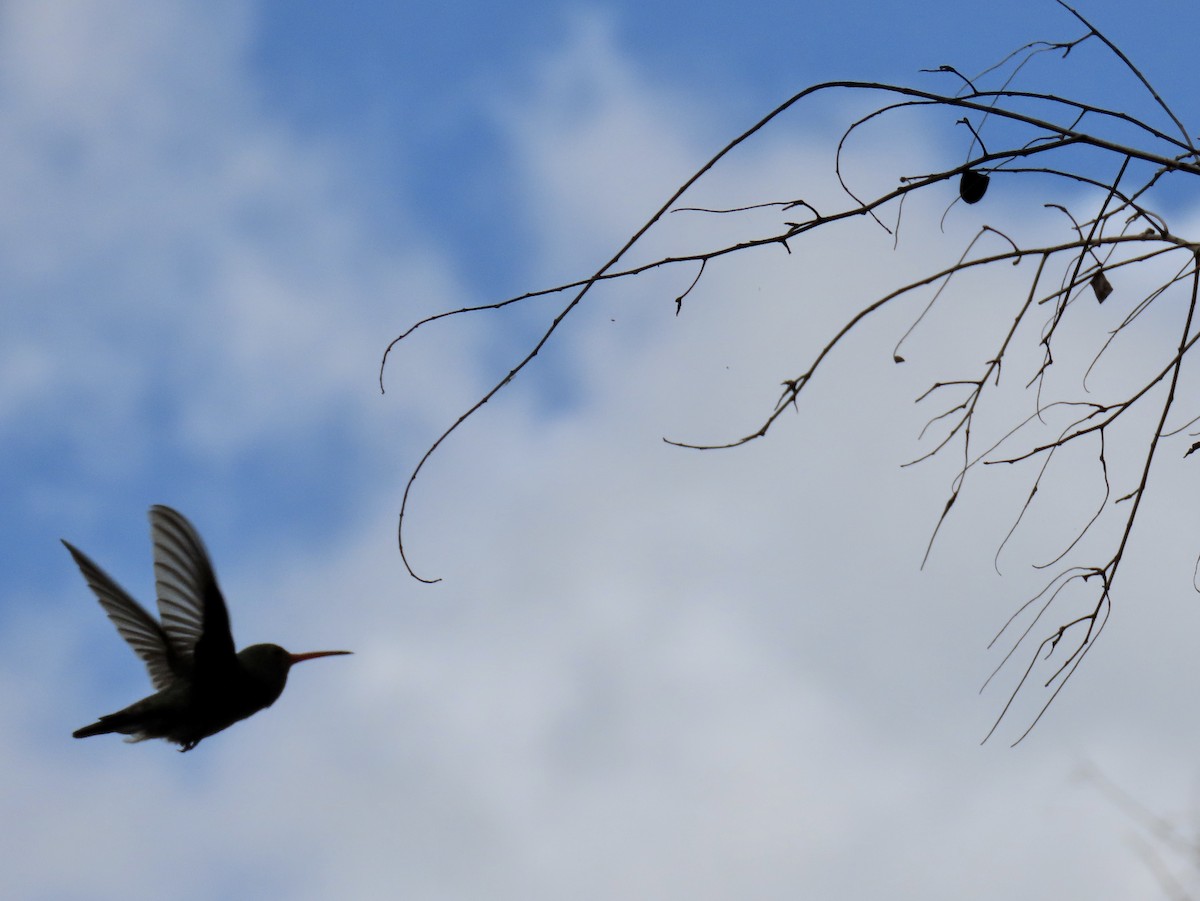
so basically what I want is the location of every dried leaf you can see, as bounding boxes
[959,169,990,204]
[1091,270,1113,303]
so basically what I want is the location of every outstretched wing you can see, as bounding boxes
[61,540,180,690]
[148,505,238,679]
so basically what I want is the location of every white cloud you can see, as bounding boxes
[4,3,1199,901]
[0,1,480,481]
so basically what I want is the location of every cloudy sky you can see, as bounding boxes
[6,1,1200,898]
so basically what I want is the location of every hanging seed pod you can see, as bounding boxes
[1091,270,1113,303]
[959,169,989,204]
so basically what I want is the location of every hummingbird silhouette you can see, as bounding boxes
[65,505,351,751]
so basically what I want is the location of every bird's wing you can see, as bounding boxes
[148,505,238,678]
[61,540,180,690]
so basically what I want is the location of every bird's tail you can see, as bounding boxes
[73,712,150,741]
[73,719,118,739]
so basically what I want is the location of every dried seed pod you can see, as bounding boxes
[1091,270,1113,303]
[959,169,990,204]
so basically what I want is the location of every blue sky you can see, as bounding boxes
[7,1,1200,898]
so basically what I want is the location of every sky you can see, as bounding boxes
[5,0,1200,898]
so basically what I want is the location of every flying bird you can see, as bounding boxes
[65,505,351,751]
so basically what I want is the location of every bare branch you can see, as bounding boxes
[385,10,1200,738]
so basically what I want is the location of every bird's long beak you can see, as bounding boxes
[289,650,353,665]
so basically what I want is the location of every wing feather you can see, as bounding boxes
[148,506,237,675]
[61,540,179,690]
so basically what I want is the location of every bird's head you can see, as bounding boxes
[238,643,352,690]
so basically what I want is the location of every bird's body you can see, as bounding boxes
[71,643,297,749]
[65,506,350,751]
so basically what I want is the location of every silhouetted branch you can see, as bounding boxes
[383,5,1200,738]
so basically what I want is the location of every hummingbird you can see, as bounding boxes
[65,505,351,751]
